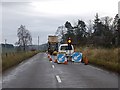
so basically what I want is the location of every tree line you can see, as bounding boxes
[56,13,120,48]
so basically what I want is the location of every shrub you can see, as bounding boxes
[76,47,119,73]
[2,51,38,72]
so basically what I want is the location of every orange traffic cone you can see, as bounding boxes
[84,56,88,65]
[64,60,68,64]
[49,56,52,61]
[54,59,57,63]
[49,58,52,61]
[48,54,50,58]
[54,56,57,63]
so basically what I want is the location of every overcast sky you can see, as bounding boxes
[1,0,120,45]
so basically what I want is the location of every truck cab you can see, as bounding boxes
[58,44,74,57]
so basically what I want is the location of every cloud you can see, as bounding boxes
[2,2,65,44]
[1,0,119,45]
[118,1,120,17]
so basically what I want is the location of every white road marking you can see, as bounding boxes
[88,65,106,72]
[56,75,62,83]
[44,57,47,59]
[52,65,55,68]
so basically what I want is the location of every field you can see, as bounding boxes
[76,47,119,73]
[2,51,39,72]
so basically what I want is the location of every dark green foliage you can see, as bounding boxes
[58,13,120,48]
[62,20,88,46]
[65,21,73,29]
[74,20,87,45]
[93,13,103,36]
[117,19,120,45]
[112,14,120,47]
[64,21,75,44]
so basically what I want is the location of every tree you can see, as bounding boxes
[65,21,73,29]
[64,21,75,43]
[86,20,94,45]
[58,13,119,48]
[55,25,67,43]
[100,16,113,47]
[92,13,106,46]
[74,20,87,45]
[101,16,112,27]
[112,14,119,31]
[93,13,104,36]
[116,18,120,46]
[117,19,120,46]
[16,25,32,51]
[112,14,120,46]
[87,20,93,37]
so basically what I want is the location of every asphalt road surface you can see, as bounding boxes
[2,53,119,88]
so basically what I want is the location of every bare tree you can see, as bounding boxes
[16,25,32,51]
[55,25,67,42]
[101,16,113,27]
[87,20,93,36]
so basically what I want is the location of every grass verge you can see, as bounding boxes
[2,51,39,72]
[76,47,119,73]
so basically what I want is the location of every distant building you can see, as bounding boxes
[1,43,15,53]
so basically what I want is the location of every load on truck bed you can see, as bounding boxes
[48,35,58,55]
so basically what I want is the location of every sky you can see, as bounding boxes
[1,0,120,45]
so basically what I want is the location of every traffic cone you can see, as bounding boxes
[49,56,52,61]
[54,56,57,63]
[84,56,88,65]
[48,54,50,58]
[64,60,68,64]
[49,58,52,61]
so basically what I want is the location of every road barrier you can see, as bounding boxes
[47,51,88,65]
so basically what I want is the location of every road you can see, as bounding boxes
[2,53,119,88]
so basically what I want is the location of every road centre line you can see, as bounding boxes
[52,65,55,68]
[56,75,62,83]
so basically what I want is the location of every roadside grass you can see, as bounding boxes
[2,51,39,72]
[76,47,119,73]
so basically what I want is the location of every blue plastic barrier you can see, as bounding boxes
[57,54,66,63]
[72,52,82,62]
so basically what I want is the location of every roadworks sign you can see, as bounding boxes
[72,52,82,62]
[57,54,67,63]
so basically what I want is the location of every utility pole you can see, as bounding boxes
[38,36,39,51]
[5,39,7,44]
[4,39,6,53]
[4,39,7,56]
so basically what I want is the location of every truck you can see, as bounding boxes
[48,35,58,55]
